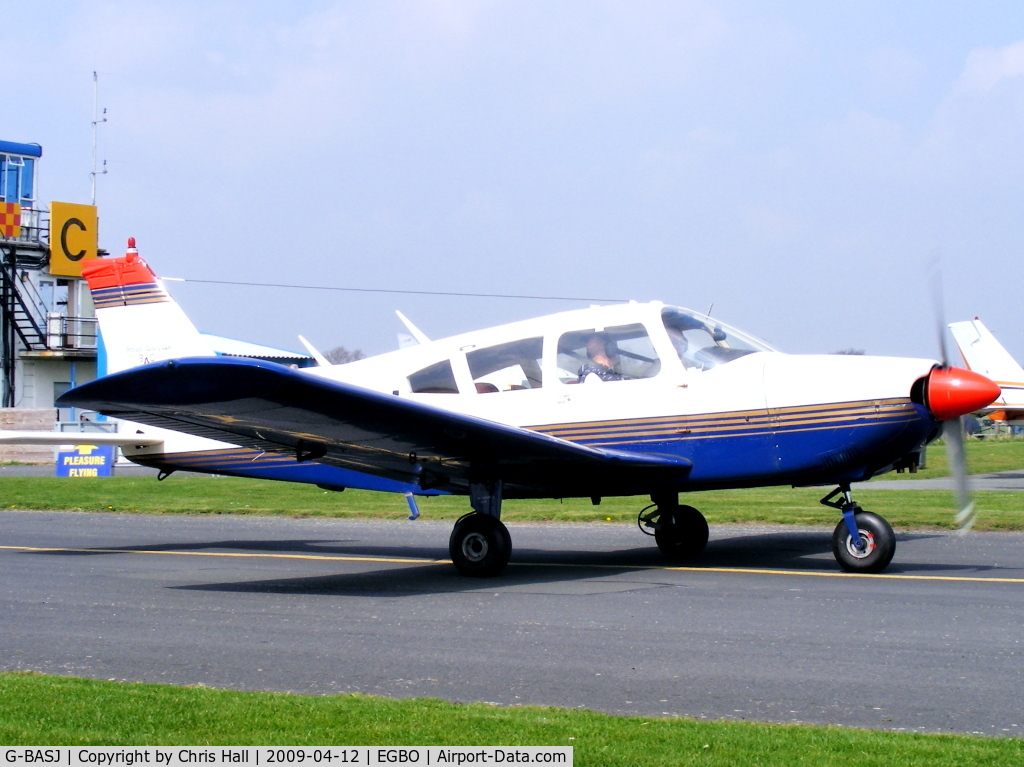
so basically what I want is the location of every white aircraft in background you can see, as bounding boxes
[56,240,999,577]
[949,317,1024,425]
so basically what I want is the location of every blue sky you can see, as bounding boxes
[6,1,1024,361]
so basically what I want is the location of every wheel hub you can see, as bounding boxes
[461,531,489,562]
[844,530,876,559]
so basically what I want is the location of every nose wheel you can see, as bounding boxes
[822,486,896,573]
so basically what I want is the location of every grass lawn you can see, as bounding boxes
[1,674,1021,764]
[3,437,1023,531]
[2,477,1023,529]
[886,437,1024,479]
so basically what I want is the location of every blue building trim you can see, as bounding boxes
[0,141,43,158]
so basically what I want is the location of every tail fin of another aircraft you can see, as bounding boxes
[83,238,215,374]
[948,318,1024,412]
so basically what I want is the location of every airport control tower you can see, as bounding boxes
[0,140,100,440]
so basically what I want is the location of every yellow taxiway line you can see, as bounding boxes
[2,544,1023,584]
[0,544,436,565]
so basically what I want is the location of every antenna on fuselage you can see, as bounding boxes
[395,310,430,345]
[297,335,331,367]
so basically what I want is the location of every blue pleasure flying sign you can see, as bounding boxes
[56,444,115,477]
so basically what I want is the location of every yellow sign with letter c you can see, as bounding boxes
[49,201,98,277]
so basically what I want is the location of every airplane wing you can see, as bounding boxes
[57,357,691,498]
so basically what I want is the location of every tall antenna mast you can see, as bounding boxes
[90,71,108,205]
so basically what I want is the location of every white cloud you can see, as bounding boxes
[954,39,1024,93]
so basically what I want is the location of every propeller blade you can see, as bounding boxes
[930,252,976,530]
[930,255,950,368]
[943,416,976,532]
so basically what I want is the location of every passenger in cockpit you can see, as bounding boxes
[578,333,623,382]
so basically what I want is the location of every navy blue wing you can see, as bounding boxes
[58,357,691,498]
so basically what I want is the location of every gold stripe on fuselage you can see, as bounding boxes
[582,414,922,448]
[529,399,919,445]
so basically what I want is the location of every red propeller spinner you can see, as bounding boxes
[925,366,1001,422]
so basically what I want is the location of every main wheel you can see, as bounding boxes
[449,514,512,577]
[831,511,896,573]
[654,505,709,561]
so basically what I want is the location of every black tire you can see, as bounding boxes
[449,514,512,577]
[831,511,896,573]
[655,505,709,561]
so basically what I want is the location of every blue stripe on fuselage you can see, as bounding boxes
[531,399,935,489]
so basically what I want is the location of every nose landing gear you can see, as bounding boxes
[821,485,896,573]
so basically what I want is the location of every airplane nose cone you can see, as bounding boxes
[926,366,1001,421]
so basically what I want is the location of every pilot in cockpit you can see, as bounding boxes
[578,333,623,382]
[667,325,691,368]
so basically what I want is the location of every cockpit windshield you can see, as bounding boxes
[662,307,775,371]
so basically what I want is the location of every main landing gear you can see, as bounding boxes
[821,485,896,574]
[639,491,709,562]
[449,480,511,577]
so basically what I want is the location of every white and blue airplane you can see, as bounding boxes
[56,240,1001,577]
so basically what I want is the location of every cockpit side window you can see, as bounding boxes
[466,337,543,393]
[408,359,460,393]
[557,323,660,383]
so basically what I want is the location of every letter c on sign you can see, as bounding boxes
[61,218,87,261]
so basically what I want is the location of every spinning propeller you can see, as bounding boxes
[929,268,1000,532]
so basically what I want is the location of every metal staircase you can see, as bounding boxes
[0,247,47,351]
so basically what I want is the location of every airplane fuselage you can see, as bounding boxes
[121,301,938,496]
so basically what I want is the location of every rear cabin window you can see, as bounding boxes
[408,359,459,393]
[467,337,543,393]
[557,323,661,383]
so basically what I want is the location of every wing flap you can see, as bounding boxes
[58,357,691,496]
